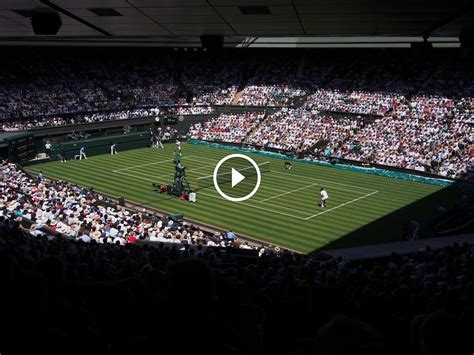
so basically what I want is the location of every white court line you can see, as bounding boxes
[116,168,174,180]
[153,162,217,180]
[303,191,379,220]
[135,154,374,196]
[273,170,376,192]
[113,169,310,220]
[197,191,310,220]
[114,170,160,183]
[114,156,215,180]
[113,155,196,172]
[259,182,320,202]
[113,158,174,172]
[258,199,317,216]
[195,161,270,181]
[270,172,376,195]
[112,160,378,221]
[194,173,286,194]
[187,155,371,195]
[194,155,377,192]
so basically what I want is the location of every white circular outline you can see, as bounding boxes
[213,154,261,202]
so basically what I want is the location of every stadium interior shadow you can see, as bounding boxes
[312,181,473,253]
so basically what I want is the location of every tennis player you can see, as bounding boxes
[320,188,329,208]
[157,133,164,149]
[79,146,87,160]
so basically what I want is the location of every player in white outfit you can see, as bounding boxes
[320,188,329,208]
[79,147,87,160]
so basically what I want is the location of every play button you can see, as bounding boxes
[213,154,262,202]
[231,168,245,187]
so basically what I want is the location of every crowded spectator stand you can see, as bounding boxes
[1,50,472,180]
[1,167,472,354]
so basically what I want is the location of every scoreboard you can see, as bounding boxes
[4,133,36,163]
[163,116,178,125]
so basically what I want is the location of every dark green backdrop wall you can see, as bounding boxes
[50,132,151,161]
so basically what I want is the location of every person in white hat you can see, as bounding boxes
[29,224,44,237]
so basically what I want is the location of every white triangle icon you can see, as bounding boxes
[231,168,245,188]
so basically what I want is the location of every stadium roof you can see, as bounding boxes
[0,0,473,46]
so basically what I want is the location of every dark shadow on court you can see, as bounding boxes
[310,181,474,253]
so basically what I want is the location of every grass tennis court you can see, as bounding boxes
[26,143,464,253]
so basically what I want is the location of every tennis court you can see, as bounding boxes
[26,142,461,252]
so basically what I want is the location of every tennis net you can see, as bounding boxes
[195,161,270,191]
